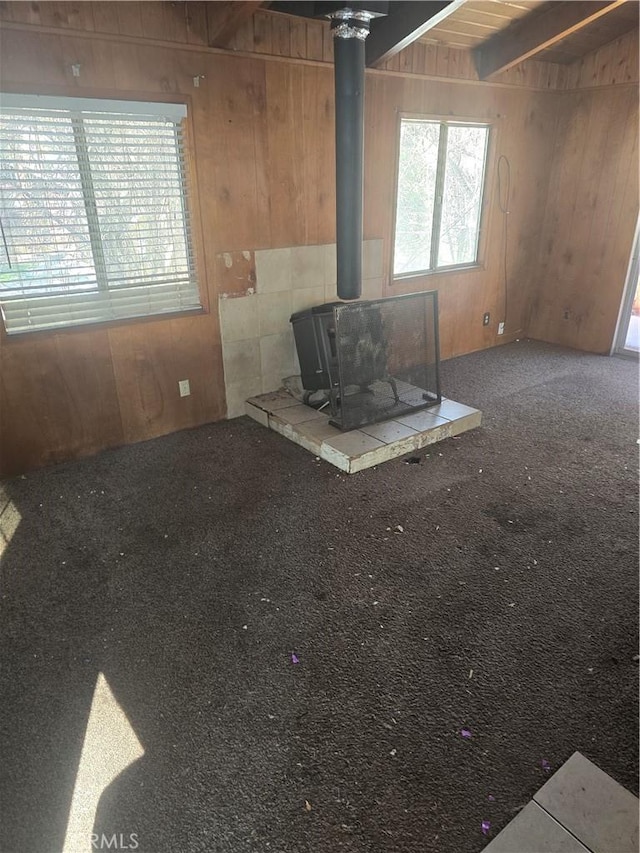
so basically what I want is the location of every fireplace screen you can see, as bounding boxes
[291,291,441,431]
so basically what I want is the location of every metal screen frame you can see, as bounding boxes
[330,290,441,431]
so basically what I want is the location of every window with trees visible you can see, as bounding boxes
[0,94,201,334]
[393,117,490,278]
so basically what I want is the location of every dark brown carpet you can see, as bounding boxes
[1,340,638,853]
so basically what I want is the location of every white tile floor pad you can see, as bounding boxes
[482,802,590,853]
[484,752,639,853]
[533,752,639,853]
[244,390,482,473]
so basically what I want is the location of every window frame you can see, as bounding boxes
[391,112,494,283]
[0,87,209,337]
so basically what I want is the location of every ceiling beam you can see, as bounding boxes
[365,0,468,67]
[474,0,629,80]
[207,1,266,48]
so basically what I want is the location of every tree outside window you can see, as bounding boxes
[394,118,490,277]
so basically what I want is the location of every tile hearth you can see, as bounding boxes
[245,390,482,474]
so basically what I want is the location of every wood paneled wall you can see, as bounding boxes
[227,9,569,91]
[0,26,337,476]
[563,28,639,89]
[0,6,637,475]
[0,1,210,44]
[0,2,635,92]
[528,26,639,353]
[0,2,570,91]
[527,84,639,353]
[378,39,568,90]
[365,75,560,359]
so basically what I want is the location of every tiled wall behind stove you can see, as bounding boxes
[219,240,384,417]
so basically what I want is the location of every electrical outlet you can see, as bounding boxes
[483,312,490,326]
[498,322,505,335]
[178,379,191,397]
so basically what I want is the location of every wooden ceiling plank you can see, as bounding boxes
[452,7,545,28]
[430,18,506,37]
[422,31,483,47]
[526,1,638,64]
[475,0,629,79]
[452,12,523,28]
[469,0,544,21]
[501,1,546,9]
[365,0,470,67]
[207,1,265,48]
[425,24,488,40]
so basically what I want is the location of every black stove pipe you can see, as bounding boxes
[333,34,365,300]
[329,10,373,301]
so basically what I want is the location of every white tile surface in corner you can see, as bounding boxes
[245,400,269,426]
[292,286,325,315]
[258,291,292,336]
[324,243,337,287]
[219,293,259,343]
[533,752,639,853]
[291,245,326,289]
[432,399,480,421]
[359,277,384,301]
[241,390,481,473]
[322,430,386,458]
[271,404,328,426]
[363,239,383,279]
[226,377,263,419]
[482,802,589,853]
[255,247,292,293]
[222,339,261,385]
[247,391,300,412]
[261,374,287,394]
[395,410,449,432]
[359,420,418,443]
[260,332,295,378]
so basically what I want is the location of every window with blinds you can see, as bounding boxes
[0,94,202,334]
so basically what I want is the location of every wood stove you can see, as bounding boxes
[289,6,442,432]
[291,291,441,430]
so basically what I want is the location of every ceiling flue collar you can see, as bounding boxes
[327,7,375,40]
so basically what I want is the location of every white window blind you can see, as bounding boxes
[0,94,202,334]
